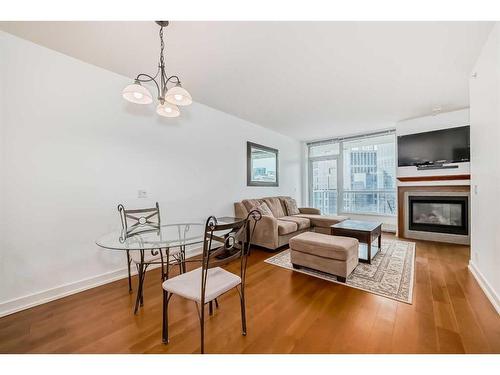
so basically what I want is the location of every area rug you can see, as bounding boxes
[264,239,415,304]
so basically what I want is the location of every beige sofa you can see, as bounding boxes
[234,196,348,250]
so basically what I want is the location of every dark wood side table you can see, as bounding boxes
[330,220,382,264]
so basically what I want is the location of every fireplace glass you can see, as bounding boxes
[408,196,468,235]
[412,202,462,226]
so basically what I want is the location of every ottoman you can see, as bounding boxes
[289,232,359,282]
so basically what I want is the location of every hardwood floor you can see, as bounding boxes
[1,234,499,353]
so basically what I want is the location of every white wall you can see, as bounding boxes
[0,31,302,316]
[469,23,500,314]
[396,108,469,136]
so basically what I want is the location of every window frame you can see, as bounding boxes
[307,130,397,217]
[247,141,279,187]
[308,154,340,216]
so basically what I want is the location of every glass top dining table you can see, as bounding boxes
[95,216,248,315]
[95,216,246,251]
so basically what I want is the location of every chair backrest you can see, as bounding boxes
[117,202,161,239]
[199,210,262,306]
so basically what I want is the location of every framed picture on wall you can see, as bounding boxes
[247,142,279,187]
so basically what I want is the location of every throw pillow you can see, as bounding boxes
[284,198,300,215]
[249,201,273,217]
[257,202,273,216]
[242,199,262,212]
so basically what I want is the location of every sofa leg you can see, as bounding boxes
[337,276,346,283]
[292,263,301,269]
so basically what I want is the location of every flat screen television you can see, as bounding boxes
[397,125,470,167]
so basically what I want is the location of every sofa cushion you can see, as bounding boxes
[279,216,310,230]
[283,198,300,215]
[263,197,286,218]
[276,219,298,235]
[289,232,358,261]
[294,214,348,228]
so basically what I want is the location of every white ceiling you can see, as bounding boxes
[0,21,493,141]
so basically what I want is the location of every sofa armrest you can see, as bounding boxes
[298,207,321,215]
[250,215,279,249]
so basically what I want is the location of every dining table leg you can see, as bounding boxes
[182,245,187,273]
[140,271,144,307]
[134,250,145,315]
[165,250,170,280]
[160,249,165,281]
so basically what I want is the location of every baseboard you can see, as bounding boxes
[468,261,500,315]
[0,247,202,318]
[382,225,397,234]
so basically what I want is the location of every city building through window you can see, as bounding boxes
[308,131,396,216]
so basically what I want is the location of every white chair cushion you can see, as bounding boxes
[162,267,241,303]
[130,248,181,264]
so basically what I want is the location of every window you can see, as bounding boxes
[308,131,396,216]
[341,133,396,215]
[310,158,338,215]
[308,142,339,215]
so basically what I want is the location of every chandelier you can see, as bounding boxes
[122,21,192,118]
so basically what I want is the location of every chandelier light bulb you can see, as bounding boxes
[156,102,180,118]
[165,85,192,106]
[122,82,153,104]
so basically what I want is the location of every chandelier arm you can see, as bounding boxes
[135,73,161,98]
[166,75,181,85]
[151,65,161,80]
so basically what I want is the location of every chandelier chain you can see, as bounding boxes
[159,26,166,97]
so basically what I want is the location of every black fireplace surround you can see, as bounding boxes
[408,195,468,235]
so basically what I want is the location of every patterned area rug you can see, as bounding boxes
[264,239,416,304]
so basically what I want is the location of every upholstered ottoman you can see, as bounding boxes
[289,232,359,282]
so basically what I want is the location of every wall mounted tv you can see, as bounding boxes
[397,125,470,167]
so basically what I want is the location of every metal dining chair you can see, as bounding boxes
[118,202,184,313]
[161,210,261,353]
